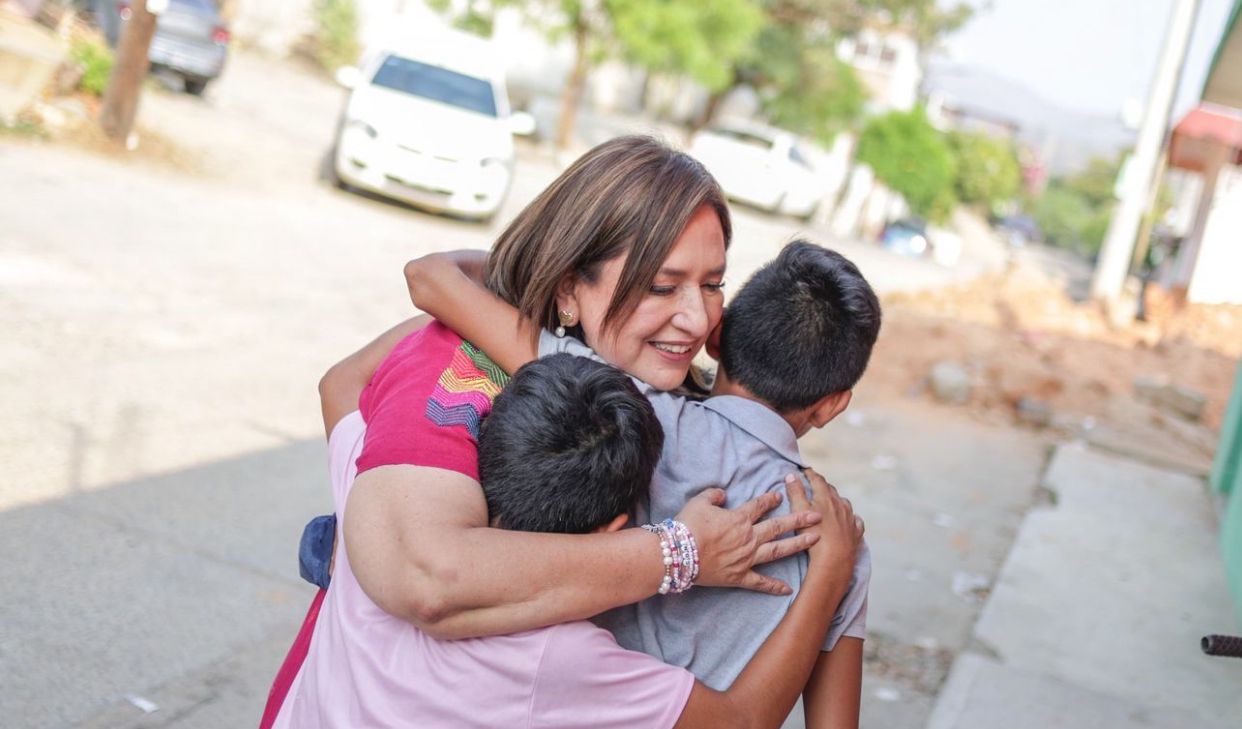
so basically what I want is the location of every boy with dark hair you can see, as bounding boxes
[271,324,863,728]
[718,242,881,414]
[402,237,882,728]
[478,353,663,534]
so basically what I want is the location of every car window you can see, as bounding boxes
[371,55,498,118]
[711,128,774,152]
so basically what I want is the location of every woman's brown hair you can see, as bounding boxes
[484,135,732,334]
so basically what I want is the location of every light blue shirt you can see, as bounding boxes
[540,332,870,690]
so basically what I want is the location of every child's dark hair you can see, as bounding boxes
[478,354,663,534]
[720,241,881,413]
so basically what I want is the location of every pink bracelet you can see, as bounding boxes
[642,519,700,594]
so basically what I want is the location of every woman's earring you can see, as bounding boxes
[556,309,576,338]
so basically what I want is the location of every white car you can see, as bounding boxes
[331,32,534,221]
[688,122,828,220]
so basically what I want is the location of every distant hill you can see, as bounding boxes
[923,60,1137,175]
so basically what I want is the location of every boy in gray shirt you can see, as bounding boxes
[543,242,878,696]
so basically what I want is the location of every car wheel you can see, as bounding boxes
[183,78,209,96]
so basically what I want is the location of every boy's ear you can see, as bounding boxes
[810,389,852,429]
[594,513,630,534]
[706,320,724,361]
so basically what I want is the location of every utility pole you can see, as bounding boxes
[1091,0,1200,302]
[99,0,158,144]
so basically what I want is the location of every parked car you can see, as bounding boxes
[688,121,828,220]
[994,214,1043,247]
[330,30,535,221]
[99,0,229,96]
[879,217,931,258]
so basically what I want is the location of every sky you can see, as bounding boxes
[936,0,1236,121]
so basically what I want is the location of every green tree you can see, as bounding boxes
[945,131,1021,210]
[612,0,763,93]
[311,0,360,71]
[697,0,974,139]
[1026,155,1125,256]
[856,106,956,220]
[1060,155,1121,209]
[431,1,763,148]
[746,23,865,141]
[426,0,497,35]
[1030,185,1097,254]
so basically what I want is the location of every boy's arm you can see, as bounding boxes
[802,638,864,729]
[674,471,862,729]
[404,253,540,375]
[318,316,430,437]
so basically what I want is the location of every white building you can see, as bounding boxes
[836,25,922,113]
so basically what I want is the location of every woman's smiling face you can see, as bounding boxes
[559,205,727,391]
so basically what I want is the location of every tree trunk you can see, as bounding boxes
[637,70,652,113]
[555,15,590,151]
[99,0,157,144]
[694,87,728,131]
[693,67,741,132]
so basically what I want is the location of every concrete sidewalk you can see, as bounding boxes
[926,443,1242,729]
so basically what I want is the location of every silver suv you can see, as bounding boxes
[98,0,229,95]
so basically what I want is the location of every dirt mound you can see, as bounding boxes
[865,267,1239,471]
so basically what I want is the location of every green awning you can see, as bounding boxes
[1203,0,1242,108]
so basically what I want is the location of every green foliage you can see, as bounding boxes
[70,37,114,97]
[751,26,864,141]
[710,0,972,141]
[945,131,1021,209]
[1027,155,1122,256]
[425,0,496,36]
[1059,156,1120,209]
[857,107,956,221]
[0,116,48,138]
[312,0,361,71]
[1031,186,1090,250]
[610,0,764,91]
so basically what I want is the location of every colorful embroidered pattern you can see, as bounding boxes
[425,341,510,440]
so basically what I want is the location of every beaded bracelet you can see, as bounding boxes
[642,518,701,594]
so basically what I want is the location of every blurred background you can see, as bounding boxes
[2,1,1241,727]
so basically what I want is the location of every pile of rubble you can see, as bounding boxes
[866,264,1240,474]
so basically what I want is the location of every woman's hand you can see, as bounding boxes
[785,469,863,585]
[675,488,824,595]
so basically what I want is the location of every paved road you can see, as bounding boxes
[0,52,1005,729]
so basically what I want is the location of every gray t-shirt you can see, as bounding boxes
[539,332,870,690]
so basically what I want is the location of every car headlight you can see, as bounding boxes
[346,119,378,139]
[479,157,511,188]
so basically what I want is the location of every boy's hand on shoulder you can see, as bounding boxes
[784,469,862,584]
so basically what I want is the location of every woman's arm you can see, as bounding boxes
[674,471,863,729]
[802,638,864,729]
[345,472,824,640]
[319,315,430,436]
[404,253,540,375]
